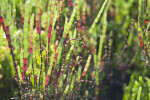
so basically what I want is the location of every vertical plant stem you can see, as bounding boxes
[0,14,23,93]
[36,0,42,93]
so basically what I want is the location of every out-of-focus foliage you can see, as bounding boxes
[0,27,19,99]
[123,72,150,100]
[0,0,150,100]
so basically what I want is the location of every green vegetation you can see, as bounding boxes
[0,0,150,100]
